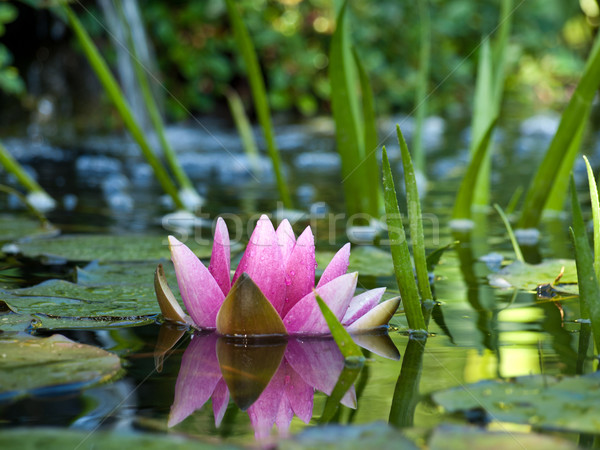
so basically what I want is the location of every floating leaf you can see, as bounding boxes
[0,428,232,449]
[428,425,576,450]
[432,372,600,434]
[0,333,121,402]
[8,234,218,262]
[316,246,394,279]
[488,259,577,292]
[216,273,287,337]
[0,214,56,243]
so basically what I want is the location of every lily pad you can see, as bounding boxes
[488,259,577,292]
[316,246,394,278]
[432,372,600,433]
[428,425,576,450]
[6,234,218,263]
[0,215,57,244]
[0,333,121,402]
[0,428,237,449]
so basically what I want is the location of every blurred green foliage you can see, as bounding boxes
[0,3,25,96]
[130,0,588,118]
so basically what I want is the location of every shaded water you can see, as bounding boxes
[0,113,597,446]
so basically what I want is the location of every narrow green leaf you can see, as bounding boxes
[584,156,600,281]
[452,118,497,220]
[397,126,433,302]
[315,293,363,359]
[544,110,590,213]
[382,146,426,331]
[0,141,48,196]
[412,0,431,175]
[225,87,262,176]
[330,1,366,216]
[224,0,292,209]
[570,176,600,351]
[319,363,362,423]
[353,48,380,217]
[519,34,600,229]
[63,5,184,210]
[493,204,524,263]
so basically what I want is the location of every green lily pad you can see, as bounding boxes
[432,372,600,433]
[0,428,237,450]
[0,215,57,243]
[488,259,577,292]
[428,425,576,450]
[316,246,394,278]
[280,423,417,449]
[7,234,218,263]
[0,333,121,402]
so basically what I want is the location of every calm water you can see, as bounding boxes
[0,113,595,446]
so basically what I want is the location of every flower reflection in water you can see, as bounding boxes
[159,328,400,440]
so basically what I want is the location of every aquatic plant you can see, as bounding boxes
[225,0,292,209]
[155,215,399,336]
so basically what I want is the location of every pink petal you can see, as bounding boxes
[283,273,358,335]
[281,226,316,317]
[168,334,221,427]
[169,236,224,328]
[275,394,293,436]
[283,360,313,423]
[209,217,231,296]
[317,243,350,288]
[342,287,386,326]
[276,219,296,264]
[247,361,286,440]
[232,215,286,314]
[212,378,230,427]
[285,339,344,398]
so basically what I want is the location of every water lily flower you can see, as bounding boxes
[166,332,400,439]
[156,214,399,336]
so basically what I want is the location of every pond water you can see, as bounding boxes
[0,112,597,448]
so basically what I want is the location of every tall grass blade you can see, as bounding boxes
[0,141,51,199]
[224,0,292,209]
[584,156,600,281]
[570,176,600,351]
[330,2,366,217]
[225,88,262,176]
[519,34,600,229]
[315,293,364,360]
[63,5,184,210]
[397,126,433,302]
[382,147,426,331]
[544,110,589,213]
[451,118,497,220]
[493,203,524,263]
[412,0,430,177]
[470,39,494,208]
[117,1,201,209]
[353,48,380,217]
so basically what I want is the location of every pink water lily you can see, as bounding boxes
[159,214,400,336]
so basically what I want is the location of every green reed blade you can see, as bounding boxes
[63,5,184,210]
[353,48,380,217]
[330,1,366,217]
[452,118,497,220]
[118,2,197,198]
[519,34,600,229]
[382,146,426,331]
[225,88,262,176]
[315,293,364,360]
[493,203,524,263]
[397,126,433,302]
[584,156,600,281]
[570,175,600,351]
[0,141,48,197]
[224,0,292,209]
[412,0,431,176]
[544,110,590,214]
